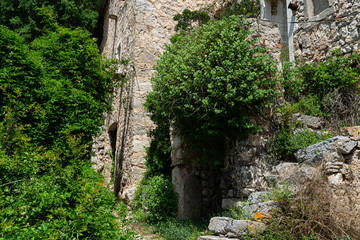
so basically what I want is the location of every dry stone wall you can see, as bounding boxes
[293,0,360,60]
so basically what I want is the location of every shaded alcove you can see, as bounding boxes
[108,123,118,182]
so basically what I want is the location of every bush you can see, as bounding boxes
[270,128,332,161]
[0,25,127,163]
[297,50,360,101]
[0,26,133,239]
[133,175,178,222]
[0,154,134,239]
[146,15,278,164]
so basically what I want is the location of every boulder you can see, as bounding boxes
[247,191,269,204]
[292,113,323,129]
[208,217,266,238]
[295,136,357,165]
[276,162,299,180]
[285,165,318,185]
[242,201,279,217]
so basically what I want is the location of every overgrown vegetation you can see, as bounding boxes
[146,15,278,165]
[271,51,360,161]
[152,218,209,240]
[0,0,100,41]
[0,1,134,238]
[132,175,178,223]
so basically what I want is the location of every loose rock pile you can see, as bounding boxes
[199,116,360,239]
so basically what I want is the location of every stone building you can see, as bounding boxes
[92,0,360,219]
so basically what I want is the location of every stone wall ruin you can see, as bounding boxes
[92,0,360,220]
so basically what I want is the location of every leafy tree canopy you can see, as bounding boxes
[0,0,100,41]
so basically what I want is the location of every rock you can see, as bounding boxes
[285,165,318,185]
[208,217,266,237]
[341,126,360,140]
[247,191,270,204]
[323,151,345,163]
[328,173,343,185]
[121,187,136,204]
[242,201,279,217]
[198,236,237,240]
[292,113,323,129]
[226,219,266,236]
[276,162,299,180]
[221,198,242,210]
[334,137,358,154]
[295,136,357,165]
[209,217,232,234]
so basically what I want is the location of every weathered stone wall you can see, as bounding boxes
[220,115,278,208]
[171,133,222,219]
[293,0,360,60]
[92,0,360,219]
[92,0,237,203]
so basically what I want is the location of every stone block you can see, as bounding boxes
[242,201,279,217]
[285,165,318,185]
[275,162,299,180]
[295,136,357,165]
[208,217,266,237]
[341,126,360,140]
[292,113,323,129]
[208,217,230,234]
[247,191,269,204]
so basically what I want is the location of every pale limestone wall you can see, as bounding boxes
[293,0,360,60]
[93,0,233,202]
[92,0,360,215]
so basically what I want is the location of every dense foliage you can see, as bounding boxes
[271,51,360,161]
[173,9,210,32]
[133,175,178,223]
[146,15,278,164]
[0,25,120,163]
[0,4,132,237]
[216,0,260,19]
[0,0,100,41]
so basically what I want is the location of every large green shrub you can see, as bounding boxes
[146,15,278,164]
[296,51,360,100]
[0,154,134,239]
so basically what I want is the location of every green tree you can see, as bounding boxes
[145,15,278,164]
[0,25,134,239]
[0,25,123,162]
[0,0,100,41]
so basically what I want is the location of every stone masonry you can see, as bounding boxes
[92,0,235,203]
[293,0,360,60]
[92,0,360,219]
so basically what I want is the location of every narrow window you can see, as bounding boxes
[108,123,117,160]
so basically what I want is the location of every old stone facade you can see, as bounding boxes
[93,0,360,219]
[92,0,235,203]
